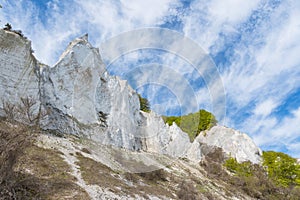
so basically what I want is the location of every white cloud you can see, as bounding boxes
[1,0,299,156]
[252,107,300,158]
[254,99,278,117]
[288,142,300,159]
[182,0,260,52]
[179,0,300,156]
[216,1,300,115]
[0,0,179,65]
[208,0,260,24]
[119,0,176,25]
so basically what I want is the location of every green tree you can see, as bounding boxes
[138,94,150,113]
[262,151,300,187]
[163,109,217,142]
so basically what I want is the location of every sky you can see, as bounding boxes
[0,0,299,158]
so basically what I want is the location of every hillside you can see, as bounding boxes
[1,120,300,199]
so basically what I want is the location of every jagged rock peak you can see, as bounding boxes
[42,33,107,126]
[56,33,102,68]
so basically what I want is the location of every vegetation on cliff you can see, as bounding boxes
[222,152,300,199]
[262,151,300,187]
[163,109,217,141]
[138,94,150,113]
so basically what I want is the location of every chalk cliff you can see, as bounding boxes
[0,29,261,164]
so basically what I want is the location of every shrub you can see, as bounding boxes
[0,122,37,198]
[3,23,12,31]
[138,94,150,112]
[224,157,254,177]
[176,180,199,200]
[221,155,300,199]
[124,172,139,183]
[2,97,48,126]
[137,169,168,183]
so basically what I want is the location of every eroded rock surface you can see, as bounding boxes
[0,29,262,164]
[195,126,262,164]
[0,29,40,116]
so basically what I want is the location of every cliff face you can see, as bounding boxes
[40,33,192,158]
[0,29,261,164]
[0,29,40,116]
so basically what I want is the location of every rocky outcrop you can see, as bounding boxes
[139,112,193,158]
[0,29,261,164]
[40,33,191,157]
[194,126,262,164]
[42,34,106,125]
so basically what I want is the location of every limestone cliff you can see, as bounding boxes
[0,29,40,117]
[0,29,261,164]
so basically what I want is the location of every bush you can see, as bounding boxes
[220,155,300,199]
[176,180,200,200]
[0,122,37,199]
[0,97,48,198]
[224,158,254,177]
[137,169,168,183]
[3,23,12,31]
[2,96,48,126]
[138,94,150,112]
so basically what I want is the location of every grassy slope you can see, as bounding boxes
[1,118,300,200]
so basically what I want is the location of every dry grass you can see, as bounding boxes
[0,120,89,200]
[176,180,201,200]
[75,152,120,188]
[75,152,175,199]
[14,145,89,200]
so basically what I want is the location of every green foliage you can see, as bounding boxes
[224,151,300,189]
[224,157,254,177]
[162,109,217,141]
[138,94,150,112]
[262,151,300,187]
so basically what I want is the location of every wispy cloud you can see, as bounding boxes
[0,0,299,157]
[179,0,300,157]
[0,0,179,65]
[253,106,300,156]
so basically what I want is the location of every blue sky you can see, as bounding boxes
[1,0,299,158]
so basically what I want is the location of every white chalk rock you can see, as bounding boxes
[196,126,262,164]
